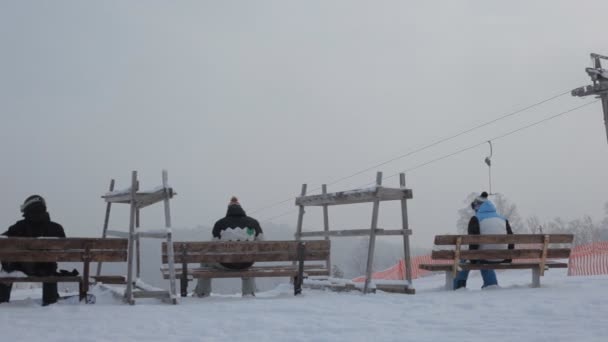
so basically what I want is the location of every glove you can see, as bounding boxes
[56,269,80,277]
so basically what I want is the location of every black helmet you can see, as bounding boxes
[20,195,46,213]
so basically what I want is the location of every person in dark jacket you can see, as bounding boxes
[0,195,66,305]
[453,192,514,290]
[194,196,264,297]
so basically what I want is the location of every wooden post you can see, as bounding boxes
[445,271,454,290]
[399,173,413,289]
[295,184,307,241]
[295,242,306,295]
[539,234,550,276]
[292,184,307,275]
[82,245,91,302]
[162,170,178,304]
[363,172,382,294]
[96,179,115,277]
[180,246,188,297]
[452,237,462,278]
[135,208,141,279]
[124,171,138,305]
[322,184,331,272]
[532,267,541,288]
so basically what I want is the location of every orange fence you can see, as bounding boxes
[353,242,608,282]
[567,242,608,276]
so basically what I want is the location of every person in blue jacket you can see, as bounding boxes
[453,192,514,290]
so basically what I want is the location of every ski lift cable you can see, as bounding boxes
[249,89,571,215]
[261,99,598,222]
[262,100,600,221]
[380,99,600,182]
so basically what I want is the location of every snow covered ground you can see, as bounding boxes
[1,269,607,342]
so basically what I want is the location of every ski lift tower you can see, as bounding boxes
[571,53,608,143]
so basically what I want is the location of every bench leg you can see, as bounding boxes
[180,275,188,297]
[180,261,188,297]
[445,271,454,290]
[532,267,541,288]
[79,280,85,301]
[294,242,305,296]
[81,260,90,302]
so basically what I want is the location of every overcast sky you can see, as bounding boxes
[1,1,607,247]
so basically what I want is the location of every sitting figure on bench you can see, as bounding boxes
[0,195,66,305]
[194,196,264,297]
[453,192,513,290]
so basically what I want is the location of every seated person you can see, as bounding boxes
[0,195,66,305]
[453,191,513,290]
[194,196,263,297]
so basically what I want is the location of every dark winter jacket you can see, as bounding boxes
[212,204,263,270]
[1,214,66,276]
[467,200,514,263]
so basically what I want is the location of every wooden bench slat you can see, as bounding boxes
[162,266,330,279]
[431,248,571,260]
[0,250,128,262]
[419,261,568,272]
[161,264,328,275]
[163,240,330,253]
[433,234,574,245]
[91,275,127,284]
[0,238,128,250]
[163,250,329,264]
[0,276,82,283]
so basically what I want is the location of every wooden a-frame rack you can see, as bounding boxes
[96,170,178,304]
[295,172,415,294]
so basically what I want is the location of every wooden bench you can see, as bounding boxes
[419,234,574,289]
[0,237,128,301]
[161,240,330,297]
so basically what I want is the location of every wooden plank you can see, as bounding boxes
[160,264,327,274]
[452,237,462,277]
[102,187,176,209]
[97,178,115,277]
[105,230,130,239]
[364,172,382,294]
[162,169,178,304]
[295,186,413,207]
[400,173,414,288]
[299,229,412,238]
[133,290,171,299]
[431,248,571,260]
[0,250,128,262]
[137,230,168,239]
[539,235,550,276]
[163,240,330,253]
[419,261,568,271]
[0,238,128,250]
[163,250,330,264]
[161,267,330,279]
[124,170,138,305]
[91,275,126,284]
[433,234,574,245]
[322,184,331,271]
[0,276,81,283]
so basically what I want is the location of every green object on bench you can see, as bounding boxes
[161,240,331,297]
[0,237,128,301]
[419,234,574,289]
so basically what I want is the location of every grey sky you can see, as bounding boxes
[1,1,607,248]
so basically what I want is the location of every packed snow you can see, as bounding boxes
[1,269,607,342]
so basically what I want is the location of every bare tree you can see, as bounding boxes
[525,216,543,234]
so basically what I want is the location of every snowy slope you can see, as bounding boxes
[1,269,607,342]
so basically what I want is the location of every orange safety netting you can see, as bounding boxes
[352,242,608,282]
